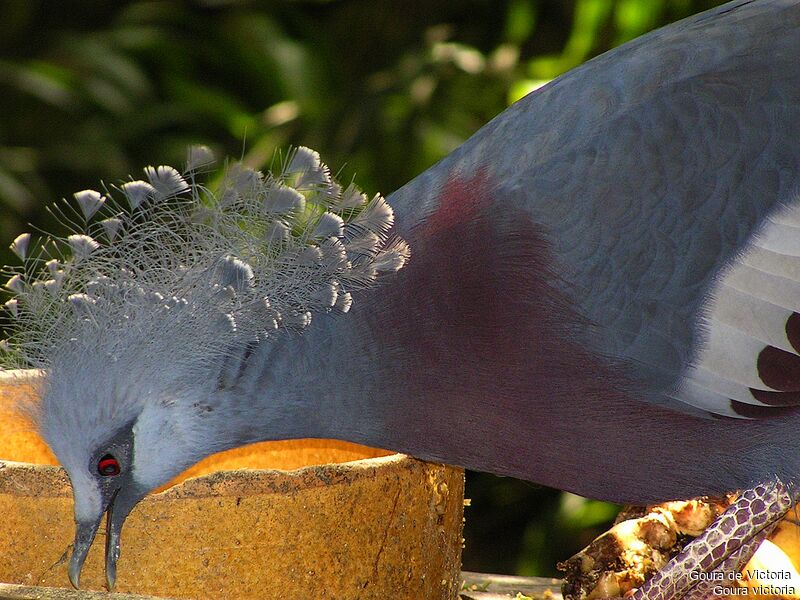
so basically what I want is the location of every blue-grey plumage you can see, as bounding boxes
[272,0,800,502]
[4,0,800,593]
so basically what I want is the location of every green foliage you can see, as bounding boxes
[0,0,725,576]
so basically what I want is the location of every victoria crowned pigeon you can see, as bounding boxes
[3,1,800,598]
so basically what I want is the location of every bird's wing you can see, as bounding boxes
[388,0,800,420]
[671,212,800,418]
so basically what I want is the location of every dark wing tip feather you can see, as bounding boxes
[730,399,800,419]
[786,312,800,353]
[756,345,800,391]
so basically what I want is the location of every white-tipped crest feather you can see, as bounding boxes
[286,146,321,175]
[335,291,353,313]
[10,233,31,261]
[145,165,189,200]
[337,184,367,210]
[120,180,156,209]
[313,212,345,239]
[266,186,306,215]
[5,275,23,293]
[73,190,106,220]
[350,195,394,234]
[45,259,60,276]
[67,234,100,260]
[100,218,123,242]
[186,145,216,172]
[4,298,18,317]
[264,221,291,245]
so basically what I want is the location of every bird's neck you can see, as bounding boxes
[217,170,784,504]
[233,172,617,465]
[206,316,394,448]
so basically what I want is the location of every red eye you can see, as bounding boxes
[98,454,120,477]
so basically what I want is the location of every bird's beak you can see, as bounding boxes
[68,488,138,591]
[104,489,127,591]
[68,515,101,590]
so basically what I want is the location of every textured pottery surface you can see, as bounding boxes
[0,371,465,599]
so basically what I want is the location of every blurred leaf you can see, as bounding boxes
[614,0,666,43]
[505,0,537,44]
[559,493,621,528]
[166,77,256,137]
[0,59,78,108]
[507,78,548,104]
[0,165,34,211]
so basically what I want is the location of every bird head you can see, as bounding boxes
[38,334,229,589]
[1,146,409,589]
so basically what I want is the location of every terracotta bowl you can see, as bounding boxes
[0,371,464,599]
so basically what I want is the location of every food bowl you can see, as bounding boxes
[0,371,465,599]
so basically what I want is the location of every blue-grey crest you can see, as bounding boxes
[1,146,409,589]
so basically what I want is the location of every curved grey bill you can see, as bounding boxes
[68,490,126,591]
[105,496,126,591]
[68,516,101,589]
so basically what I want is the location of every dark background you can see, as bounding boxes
[0,0,725,577]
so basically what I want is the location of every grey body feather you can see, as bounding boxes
[388,0,800,406]
[237,0,800,504]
